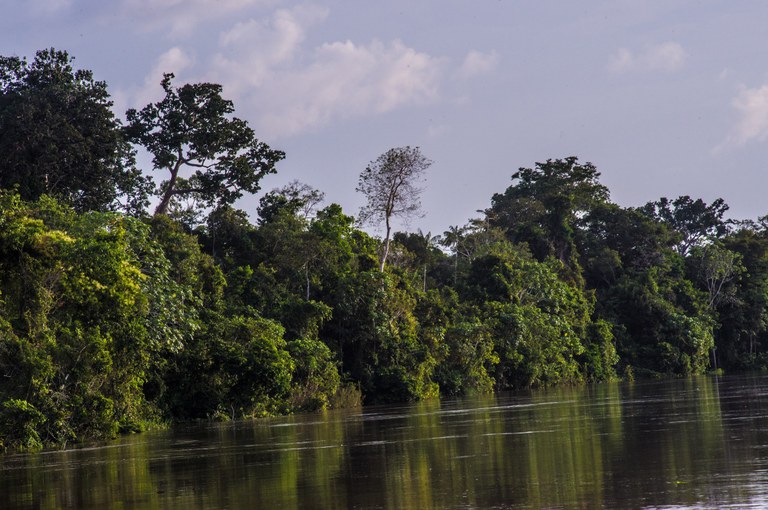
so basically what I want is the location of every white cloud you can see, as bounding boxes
[457,50,499,79]
[122,0,278,37]
[717,85,768,151]
[609,42,687,73]
[210,5,328,95]
[202,5,446,139]
[252,39,445,138]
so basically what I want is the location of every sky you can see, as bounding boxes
[3,0,768,236]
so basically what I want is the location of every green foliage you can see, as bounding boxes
[581,320,619,382]
[458,243,599,388]
[162,314,293,420]
[578,202,675,286]
[0,399,45,451]
[488,157,609,267]
[0,195,156,445]
[125,73,284,219]
[687,243,744,309]
[325,270,439,402]
[0,49,150,214]
[602,266,714,376]
[640,196,729,256]
[257,180,325,226]
[220,316,293,415]
[6,53,768,453]
[287,337,341,411]
[198,205,257,269]
[711,229,768,369]
[435,316,498,395]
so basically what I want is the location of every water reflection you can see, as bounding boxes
[5,374,768,508]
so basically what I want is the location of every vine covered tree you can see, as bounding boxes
[357,146,431,271]
[125,73,284,219]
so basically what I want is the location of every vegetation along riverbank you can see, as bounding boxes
[2,49,766,452]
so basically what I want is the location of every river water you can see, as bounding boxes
[3,374,768,509]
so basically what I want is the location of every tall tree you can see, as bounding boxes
[639,196,729,256]
[0,49,149,213]
[487,157,609,266]
[124,73,284,218]
[356,146,431,271]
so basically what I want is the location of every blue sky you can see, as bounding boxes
[3,1,768,235]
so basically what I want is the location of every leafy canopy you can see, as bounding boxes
[640,195,729,256]
[125,73,284,219]
[488,157,609,264]
[0,49,149,214]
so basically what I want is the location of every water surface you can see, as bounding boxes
[3,374,768,509]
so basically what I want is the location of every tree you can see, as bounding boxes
[577,202,676,288]
[392,229,445,291]
[686,242,745,370]
[257,180,325,225]
[124,73,284,218]
[717,229,768,368]
[639,196,729,256]
[356,146,431,271]
[323,270,439,402]
[487,157,609,265]
[0,49,149,213]
[689,243,743,310]
[197,205,256,269]
[599,264,714,376]
[459,243,598,388]
[0,193,162,445]
[442,225,468,285]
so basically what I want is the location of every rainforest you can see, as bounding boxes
[2,49,766,452]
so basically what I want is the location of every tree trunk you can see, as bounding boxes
[379,217,391,271]
[154,160,182,216]
[154,190,174,216]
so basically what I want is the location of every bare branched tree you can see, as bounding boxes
[357,146,432,271]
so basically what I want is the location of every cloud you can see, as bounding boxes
[457,50,499,79]
[717,85,768,151]
[609,42,687,72]
[210,5,328,95]
[203,6,446,139]
[122,0,278,37]
[252,39,445,138]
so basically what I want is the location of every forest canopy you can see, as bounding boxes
[2,49,767,452]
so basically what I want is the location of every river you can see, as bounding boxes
[3,373,768,509]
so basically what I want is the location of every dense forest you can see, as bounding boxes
[2,49,767,452]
